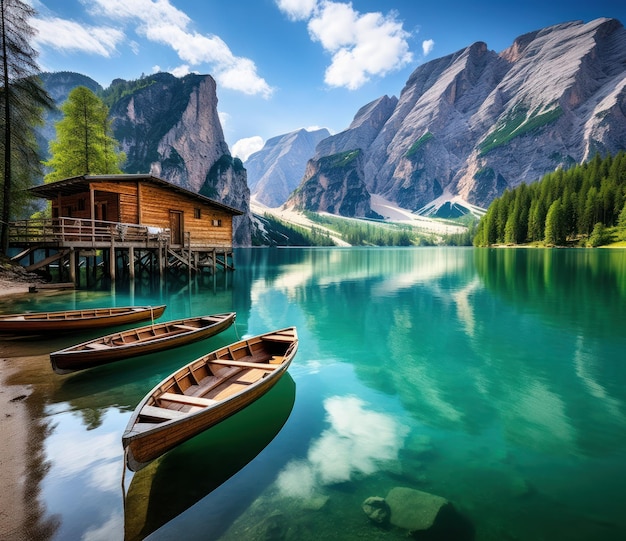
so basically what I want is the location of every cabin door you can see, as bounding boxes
[169,210,183,245]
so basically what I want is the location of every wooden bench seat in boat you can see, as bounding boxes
[186,370,239,397]
[207,359,278,371]
[140,405,187,421]
[261,334,294,342]
[172,324,198,331]
[160,392,217,407]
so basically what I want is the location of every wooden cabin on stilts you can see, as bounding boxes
[8,174,243,286]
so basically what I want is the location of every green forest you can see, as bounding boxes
[473,151,626,247]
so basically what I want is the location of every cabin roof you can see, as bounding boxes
[29,174,244,216]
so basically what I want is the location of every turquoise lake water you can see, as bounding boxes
[1,247,625,540]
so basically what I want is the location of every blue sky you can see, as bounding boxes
[31,0,626,160]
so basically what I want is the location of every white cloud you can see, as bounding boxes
[37,0,273,98]
[276,460,317,498]
[280,1,413,90]
[275,0,318,21]
[32,17,125,56]
[276,395,408,500]
[170,64,192,78]
[422,39,435,56]
[232,136,265,161]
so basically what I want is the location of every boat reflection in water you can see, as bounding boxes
[123,373,296,541]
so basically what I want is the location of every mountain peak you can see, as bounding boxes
[292,17,626,216]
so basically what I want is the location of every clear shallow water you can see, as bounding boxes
[1,247,626,540]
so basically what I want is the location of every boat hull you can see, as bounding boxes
[0,305,166,334]
[122,327,298,471]
[50,312,236,374]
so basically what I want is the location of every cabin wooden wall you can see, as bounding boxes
[138,184,234,247]
[49,179,235,247]
[53,193,92,220]
[92,182,137,223]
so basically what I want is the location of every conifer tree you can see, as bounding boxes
[544,199,566,245]
[44,86,125,182]
[473,151,626,247]
[618,202,626,241]
[0,0,52,253]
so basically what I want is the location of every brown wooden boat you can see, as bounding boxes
[122,327,298,471]
[0,305,166,334]
[50,312,236,374]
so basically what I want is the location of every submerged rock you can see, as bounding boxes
[386,486,474,539]
[386,486,448,531]
[362,496,391,525]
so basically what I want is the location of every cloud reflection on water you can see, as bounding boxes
[277,395,408,499]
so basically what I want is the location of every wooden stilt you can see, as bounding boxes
[109,246,116,282]
[129,245,135,280]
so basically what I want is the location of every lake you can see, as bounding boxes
[1,247,625,541]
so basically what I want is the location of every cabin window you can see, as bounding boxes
[194,208,201,219]
[78,199,85,211]
[212,219,222,227]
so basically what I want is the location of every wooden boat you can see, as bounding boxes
[0,305,166,334]
[122,326,298,471]
[124,374,296,541]
[50,312,236,375]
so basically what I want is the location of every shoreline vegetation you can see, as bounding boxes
[473,152,626,248]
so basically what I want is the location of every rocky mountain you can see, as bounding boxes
[287,18,626,217]
[287,149,380,218]
[39,72,251,246]
[246,127,330,207]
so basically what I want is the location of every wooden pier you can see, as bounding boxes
[8,217,235,285]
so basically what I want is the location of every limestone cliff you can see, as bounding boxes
[109,73,251,245]
[286,150,379,218]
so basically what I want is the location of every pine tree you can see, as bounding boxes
[0,0,53,253]
[544,199,566,245]
[588,222,609,247]
[618,202,626,241]
[44,86,125,182]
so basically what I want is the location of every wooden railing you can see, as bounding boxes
[8,217,170,245]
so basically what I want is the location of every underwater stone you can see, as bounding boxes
[386,486,449,531]
[386,487,474,539]
[362,496,390,524]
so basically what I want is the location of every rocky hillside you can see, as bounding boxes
[287,149,380,218]
[39,72,251,246]
[288,18,626,217]
[246,128,330,207]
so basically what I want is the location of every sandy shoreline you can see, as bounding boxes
[0,278,44,540]
[0,279,32,297]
